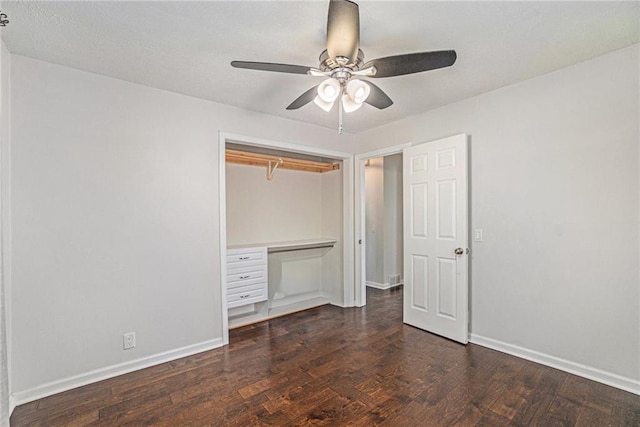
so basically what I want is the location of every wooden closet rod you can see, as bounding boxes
[225,149,340,173]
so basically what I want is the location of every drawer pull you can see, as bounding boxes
[239,294,251,299]
[239,275,250,279]
[238,256,250,260]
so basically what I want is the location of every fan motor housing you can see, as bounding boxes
[319,49,364,73]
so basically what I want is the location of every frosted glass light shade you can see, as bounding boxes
[341,94,363,113]
[317,78,341,103]
[346,80,370,104]
[314,95,335,112]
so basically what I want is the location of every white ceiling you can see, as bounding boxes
[2,1,638,133]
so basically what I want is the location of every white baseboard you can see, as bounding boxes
[11,338,224,407]
[229,296,330,329]
[9,395,16,417]
[470,333,640,395]
[366,281,403,290]
[269,291,323,309]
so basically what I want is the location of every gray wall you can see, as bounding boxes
[0,40,11,421]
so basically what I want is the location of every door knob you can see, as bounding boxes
[454,247,464,255]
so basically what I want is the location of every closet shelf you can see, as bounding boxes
[228,238,337,253]
[226,149,340,173]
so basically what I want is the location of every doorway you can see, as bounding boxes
[355,143,410,306]
[363,154,404,291]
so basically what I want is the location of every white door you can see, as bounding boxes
[403,134,469,343]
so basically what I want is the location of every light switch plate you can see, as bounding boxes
[474,229,483,242]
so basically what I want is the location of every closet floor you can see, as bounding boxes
[11,287,640,426]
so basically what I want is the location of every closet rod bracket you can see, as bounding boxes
[267,158,284,181]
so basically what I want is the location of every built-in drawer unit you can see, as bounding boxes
[226,246,268,308]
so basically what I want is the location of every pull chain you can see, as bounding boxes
[338,86,344,134]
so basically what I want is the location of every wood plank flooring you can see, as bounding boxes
[11,287,640,426]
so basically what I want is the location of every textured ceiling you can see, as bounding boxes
[1,1,638,133]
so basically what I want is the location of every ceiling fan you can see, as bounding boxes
[231,0,457,133]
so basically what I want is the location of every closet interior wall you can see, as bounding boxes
[225,152,343,327]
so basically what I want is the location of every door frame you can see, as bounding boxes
[354,143,411,307]
[218,132,355,345]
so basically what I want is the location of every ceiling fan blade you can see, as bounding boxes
[364,50,457,78]
[364,82,393,109]
[231,61,311,75]
[326,0,360,62]
[286,86,319,110]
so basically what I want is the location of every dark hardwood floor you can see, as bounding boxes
[11,287,640,426]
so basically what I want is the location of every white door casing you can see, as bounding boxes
[403,134,469,344]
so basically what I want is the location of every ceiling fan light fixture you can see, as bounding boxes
[346,79,370,104]
[317,78,341,103]
[341,94,363,113]
[231,0,458,134]
[313,95,335,112]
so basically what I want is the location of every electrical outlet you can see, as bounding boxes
[123,332,136,350]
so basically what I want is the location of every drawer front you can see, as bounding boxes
[227,267,266,285]
[227,275,266,290]
[226,248,266,267]
[227,287,267,308]
[227,282,265,295]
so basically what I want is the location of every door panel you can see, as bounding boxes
[411,254,429,311]
[437,257,456,319]
[411,183,428,238]
[411,154,428,173]
[403,134,468,344]
[436,147,456,169]
[437,179,456,239]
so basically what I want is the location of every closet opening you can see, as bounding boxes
[218,133,354,344]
